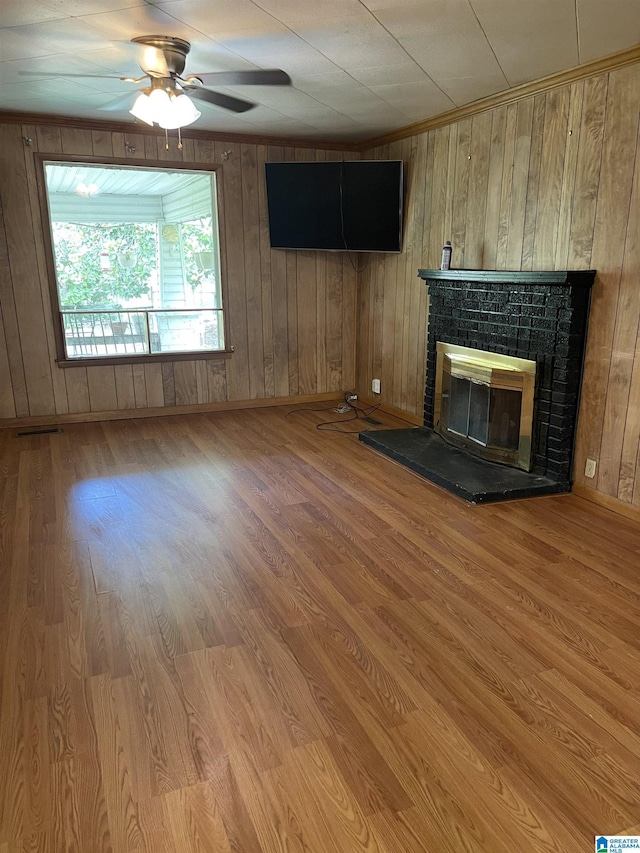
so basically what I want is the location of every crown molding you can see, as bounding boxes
[1,44,637,155]
[0,110,360,153]
[361,44,640,150]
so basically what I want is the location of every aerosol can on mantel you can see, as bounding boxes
[441,241,452,270]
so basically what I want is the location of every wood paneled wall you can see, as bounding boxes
[1,62,638,515]
[357,62,640,512]
[0,123,357,422]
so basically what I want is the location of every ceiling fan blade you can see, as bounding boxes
[98,89,144,112]
[19,71,127,79]
[187,69,291,87]
[183,86,255,113]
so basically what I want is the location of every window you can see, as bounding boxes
[42,160,225,362]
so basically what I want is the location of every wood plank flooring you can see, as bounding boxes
[1,404,639,852]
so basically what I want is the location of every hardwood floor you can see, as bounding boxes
[1,404,639,852]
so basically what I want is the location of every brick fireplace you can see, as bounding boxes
[359,269,595,503]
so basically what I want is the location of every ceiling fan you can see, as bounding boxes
[22,35,291,128]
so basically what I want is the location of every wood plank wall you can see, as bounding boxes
[0,123,358,422]
[356,62,640,512]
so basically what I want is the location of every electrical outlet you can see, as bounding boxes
[346,392,357,402]
[584,458,597,479]
[372,378,381,394]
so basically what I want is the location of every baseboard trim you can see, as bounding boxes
[572,484,640,522]
[356,396,423,426]
[0,392,342,431]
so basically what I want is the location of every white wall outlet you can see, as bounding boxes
[584,458,597,479]
[372,378,381,394]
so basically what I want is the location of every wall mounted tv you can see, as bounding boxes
[265,160,403,253]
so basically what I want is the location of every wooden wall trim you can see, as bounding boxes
[364,45,640,149]
[0,391,342,431]
[572,484,640,523]
[0,110,361,153]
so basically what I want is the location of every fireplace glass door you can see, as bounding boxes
[435,343,536,471]
[442,375,522,450]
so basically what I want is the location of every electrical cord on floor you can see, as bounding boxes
[350,398,382,418]
[285,393,383,433]
[284,402,344,417]
[315,393,383,433]
[315,409,361,432]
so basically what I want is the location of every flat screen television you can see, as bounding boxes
[265,160,403,252]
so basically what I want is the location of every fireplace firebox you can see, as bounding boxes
[359,269,595,503]
[435,342,537,471]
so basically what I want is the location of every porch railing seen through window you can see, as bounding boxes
[61,309,224,359]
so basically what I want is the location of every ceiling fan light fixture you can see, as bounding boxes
[130,88,201,129]
[158,94,201,129]
[129,91,156,125]
[148,87,171,110]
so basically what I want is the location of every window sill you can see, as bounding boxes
[56,349,234,368]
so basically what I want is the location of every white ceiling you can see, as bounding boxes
[0,0,638,142]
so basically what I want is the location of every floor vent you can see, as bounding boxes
[15,427,63,437]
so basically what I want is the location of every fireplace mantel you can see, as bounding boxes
[359,267,596,503]
[417,269,595,287]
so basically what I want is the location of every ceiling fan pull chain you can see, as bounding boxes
[178,127,183,150]
[165,127,169,151]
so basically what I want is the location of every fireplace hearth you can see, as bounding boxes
[359,269,595,503]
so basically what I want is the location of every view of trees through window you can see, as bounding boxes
[44,161,223,359]
[52,223,158,310]
[182,218,214,295]
[51,218,215,310]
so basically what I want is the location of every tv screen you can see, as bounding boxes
[265,160,403,253]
